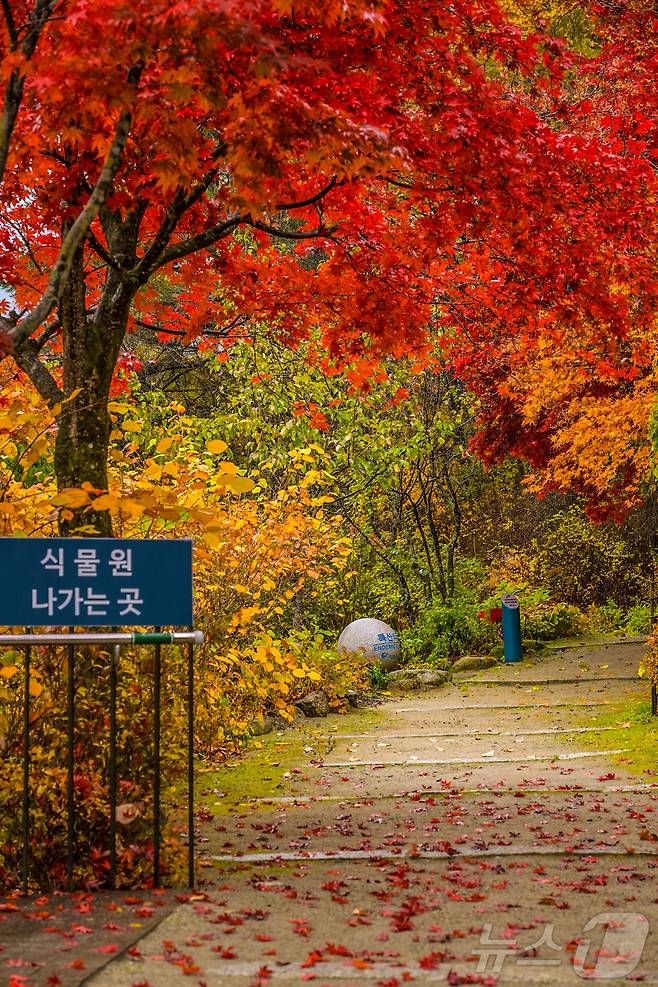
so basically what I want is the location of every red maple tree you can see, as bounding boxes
[447,0,658,516]
[0,0,654,532]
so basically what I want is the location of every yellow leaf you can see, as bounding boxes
[156,437,174,454]
[0,665,18,679]
[91,493,120,511]
[217,461,239,475]
[291,668,306,678]
[162,461,180,477]
[308,671,322,682]
[0,503,15,515]
[122,420,143,433]
[144,462,163,481]
[222,475,256,494]
[52,488,91,508]
[29,679,44,698]
[207,439,228,455]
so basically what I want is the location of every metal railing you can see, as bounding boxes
[4,628,203,893]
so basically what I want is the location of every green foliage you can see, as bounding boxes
[623,604,651,636]
[400,597,487,667]
[368,662,389,689]
[524,602,584,640]
[530,506,647,609]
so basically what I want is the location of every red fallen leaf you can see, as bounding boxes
[538,896,570,909]
[0,903,19,912]
[255,934,273,942]
[67,960,86,970]
[127,946,141,958]
[447,972,498,985]
[211,946,236,959]
[419,952,447,970]
[325,942,353,957]
[46,977,62,986]
[95,944,119,954]
[9,977,29,987]
[301,951,324,968]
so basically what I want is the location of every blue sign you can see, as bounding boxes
[0,538,193,626]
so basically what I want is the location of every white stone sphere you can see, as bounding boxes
[337,618,401,671]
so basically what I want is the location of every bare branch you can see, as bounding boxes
[3,214,43,272]
[134,313,249,339]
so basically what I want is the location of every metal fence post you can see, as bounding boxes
[66,628,75,891]
[153,631,162,887]
[21,627,31,894]
[109,641,119,890]
[187,630,195,888]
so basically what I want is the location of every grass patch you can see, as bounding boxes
[196,706,386,814]
[575,698,658,776]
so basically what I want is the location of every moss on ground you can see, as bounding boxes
[575,698,658,776]
[197,706,386,814]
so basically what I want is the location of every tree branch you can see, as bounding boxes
[12,339,63,405]
[248,218,337,241]
[0,0,57,187]
[134,313,249,339]
[275,176,337,211]
[155,214,244,269]
[87,229,122,271]
[9,84,138,348]
[1,0,18,47]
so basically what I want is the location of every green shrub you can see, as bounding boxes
[400,598,487,667]
[523,601,584,640]
[624,604,651,636]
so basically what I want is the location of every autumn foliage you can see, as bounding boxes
[1,0,656,536]
[0,364,362,889]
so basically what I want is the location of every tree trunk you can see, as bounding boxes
[54,248,132,536]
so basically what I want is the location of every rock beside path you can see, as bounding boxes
[451,654,499,673]
[295,690,330,716]
[387,668,450,689]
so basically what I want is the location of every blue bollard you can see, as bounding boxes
[501,593,522,663]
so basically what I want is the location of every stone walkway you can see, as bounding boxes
[32,642,658,985]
